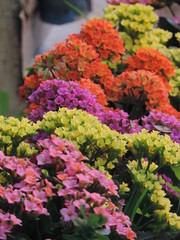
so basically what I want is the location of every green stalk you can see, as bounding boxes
[63,0,88,20]
[130,189,148,223]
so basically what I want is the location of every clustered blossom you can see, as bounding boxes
[38,108,127,173]
[104,3,158,36]
[107,0,173,9]
[114,70,179,118]
[142,110,180,144]
[0,135,136,239]
[19,36,115,104]
[125,48,175,92]
[127,160,180,231]
[123,129,180,167]
[25,79,102,122]
[26,79,141,134]
[72,18,125,63]
[0,212,22,240]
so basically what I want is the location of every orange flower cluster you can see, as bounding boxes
[19,37,115,106]
[72,19,125,63]
[125,48,175,92]
[114,70,179,118]
[78,78,108,107]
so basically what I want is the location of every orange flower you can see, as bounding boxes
[114,70,179,118]
[78,78,108,107]
[70,19,125,63]
[125,48,175,93]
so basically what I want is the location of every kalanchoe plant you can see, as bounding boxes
[113,70,179,119]
[0,115,37,156]
[0,135,136,240]
[124,48,175,93]
[142,109,180,144]
[19,36,115,105]
[37,108,127,174]
[25,79,141,134]
[70,18,125,67]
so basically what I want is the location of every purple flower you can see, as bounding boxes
[142,110,180,144]
[26,79,141,134]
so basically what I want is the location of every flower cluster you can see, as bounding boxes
[0,116,37,156]
[169,69,180,97]
[125,48,175,92]
[0,135,135,239]
[73,18,125,63]
[123,129,180,167]
[142,110,180,144]
[25,79,102,122]
[25,79,141,136]
[108,0,176,9]
[19,36,116,104]
[127,159,180,231]
[113,70,179,118]
[37,108,127,173]
[131,28,172,53]
[104,3,158,37]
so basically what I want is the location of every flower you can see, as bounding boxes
[142,109,180,144]
[60,205,78,222]
[72,18,125,63]
[125,48,175,92]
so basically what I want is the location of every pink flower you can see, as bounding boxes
[0,227,6,239]
[10,215,22,226]
[63,179,79,189]
[60,205,78,221]
[24,199,41,212]
[4,190,21,204]
[76,173,93,186]
[36,150,52,165]
[73,199,90,210]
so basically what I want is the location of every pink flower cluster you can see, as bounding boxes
[0,212,22,239]
[108,0,152,5]
[0,136,135,239]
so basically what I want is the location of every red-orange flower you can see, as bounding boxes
[114,70,179,118]
[77,78,108,107]
[124,48,175,93]
[69,18,125,63]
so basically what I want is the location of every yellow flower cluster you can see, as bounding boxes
[38,108,127,172]
[169,69,180,97]
[127,160,180,231]
[132,29,172,53]
[0,116,37,156]
[123,129,180,168]
[104,3,158,37]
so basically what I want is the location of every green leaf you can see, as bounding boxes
[0,91,9,116]
[171,165,180,181]
[87,214,107,228]
[130,189,148,223]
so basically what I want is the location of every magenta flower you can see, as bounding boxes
[60,205,78,222]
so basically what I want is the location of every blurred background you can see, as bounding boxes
[0,0,179,116]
